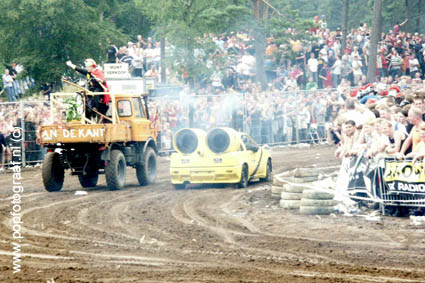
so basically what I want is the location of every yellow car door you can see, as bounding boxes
[241,135,262,177]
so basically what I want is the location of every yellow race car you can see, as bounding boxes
[170,127,272,189]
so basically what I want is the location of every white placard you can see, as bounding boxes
[104,63,130,79]
[108,79,145,94]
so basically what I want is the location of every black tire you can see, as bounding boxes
[238,164,249,188]
[260,159,272,182]
[136,147,157,186]
[105,150,126,190]
[42,152,64,192]
[173,183,186,190]
[78,170,99,188]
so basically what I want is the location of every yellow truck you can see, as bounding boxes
[170,127,272,189]
[40,84,157,191]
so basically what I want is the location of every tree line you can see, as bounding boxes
[0,0,423,91]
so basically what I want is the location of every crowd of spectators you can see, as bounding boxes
[107,35,162,81]
[3,16,425,168]
[332,88,425,217]
[0,102,49,170]
[1,64,34,102]
[106,17,425,92]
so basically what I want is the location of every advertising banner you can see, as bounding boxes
[384,160,425,196]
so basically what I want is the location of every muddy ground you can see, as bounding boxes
[0,145,425,283]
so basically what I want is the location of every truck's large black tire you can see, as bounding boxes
[78,170,99,188]
[105,150,126,190]
[42,152,64,192]
[136,147,157,186]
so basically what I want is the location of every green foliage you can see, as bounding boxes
[65,96,81,122]
[140,0,250,83]
[0,0,423,90]
[0,0,129,86]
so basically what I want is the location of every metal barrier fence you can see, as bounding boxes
[151,89,340,151]
[0,88,339,167]
[0,101,50,168]
[341,155,425,214]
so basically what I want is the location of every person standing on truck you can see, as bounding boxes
[66,59,110,120]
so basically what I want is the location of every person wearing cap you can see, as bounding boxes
[66,59,110,121]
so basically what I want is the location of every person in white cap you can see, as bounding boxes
[66,59,110,120]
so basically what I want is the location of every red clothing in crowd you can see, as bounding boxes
[323,69,333,88]
[393,24,400,34]
[91,69,110,104]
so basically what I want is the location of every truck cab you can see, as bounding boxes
[40,82,158,192]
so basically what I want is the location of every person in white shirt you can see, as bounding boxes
[131,46,144,77]
[152,42,161,69]
[351,55,363,85]
[2,69,15,102]
[331,55,342,87]
[409,53,420,79]
[143,43,154,71]
[307,53,318,82]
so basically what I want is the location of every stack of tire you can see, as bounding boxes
[279,168,319,210]
[299,189,336,215]
[279,183,306,209]
[271,176,287,200]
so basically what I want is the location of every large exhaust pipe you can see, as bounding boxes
[206,127,240,154]
[173,128,206,154]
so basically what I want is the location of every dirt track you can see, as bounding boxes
[1,145,425,283]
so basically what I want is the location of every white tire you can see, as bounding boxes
[286,176,318,184]
[271,185,285,195]
[300,198,339,207]
[302,189,335,200]
[280,199,301,209]
[271,187,284,199]
[273,177,286,186]
[280,170,295,177]
[281,191,303,200]
[294,168,320,177]
[299,206,335,215]
[284,184,308,193]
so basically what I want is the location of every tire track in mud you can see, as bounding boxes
[173,186,349,266]
[222,188,425,251]
[1,188,168,255]
[167,183,425,282]
[2,147,425,282]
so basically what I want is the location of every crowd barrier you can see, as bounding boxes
[151,88,340,152]
[340,154,425,214]
[0,100,49,168]
[0,88,339,166]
